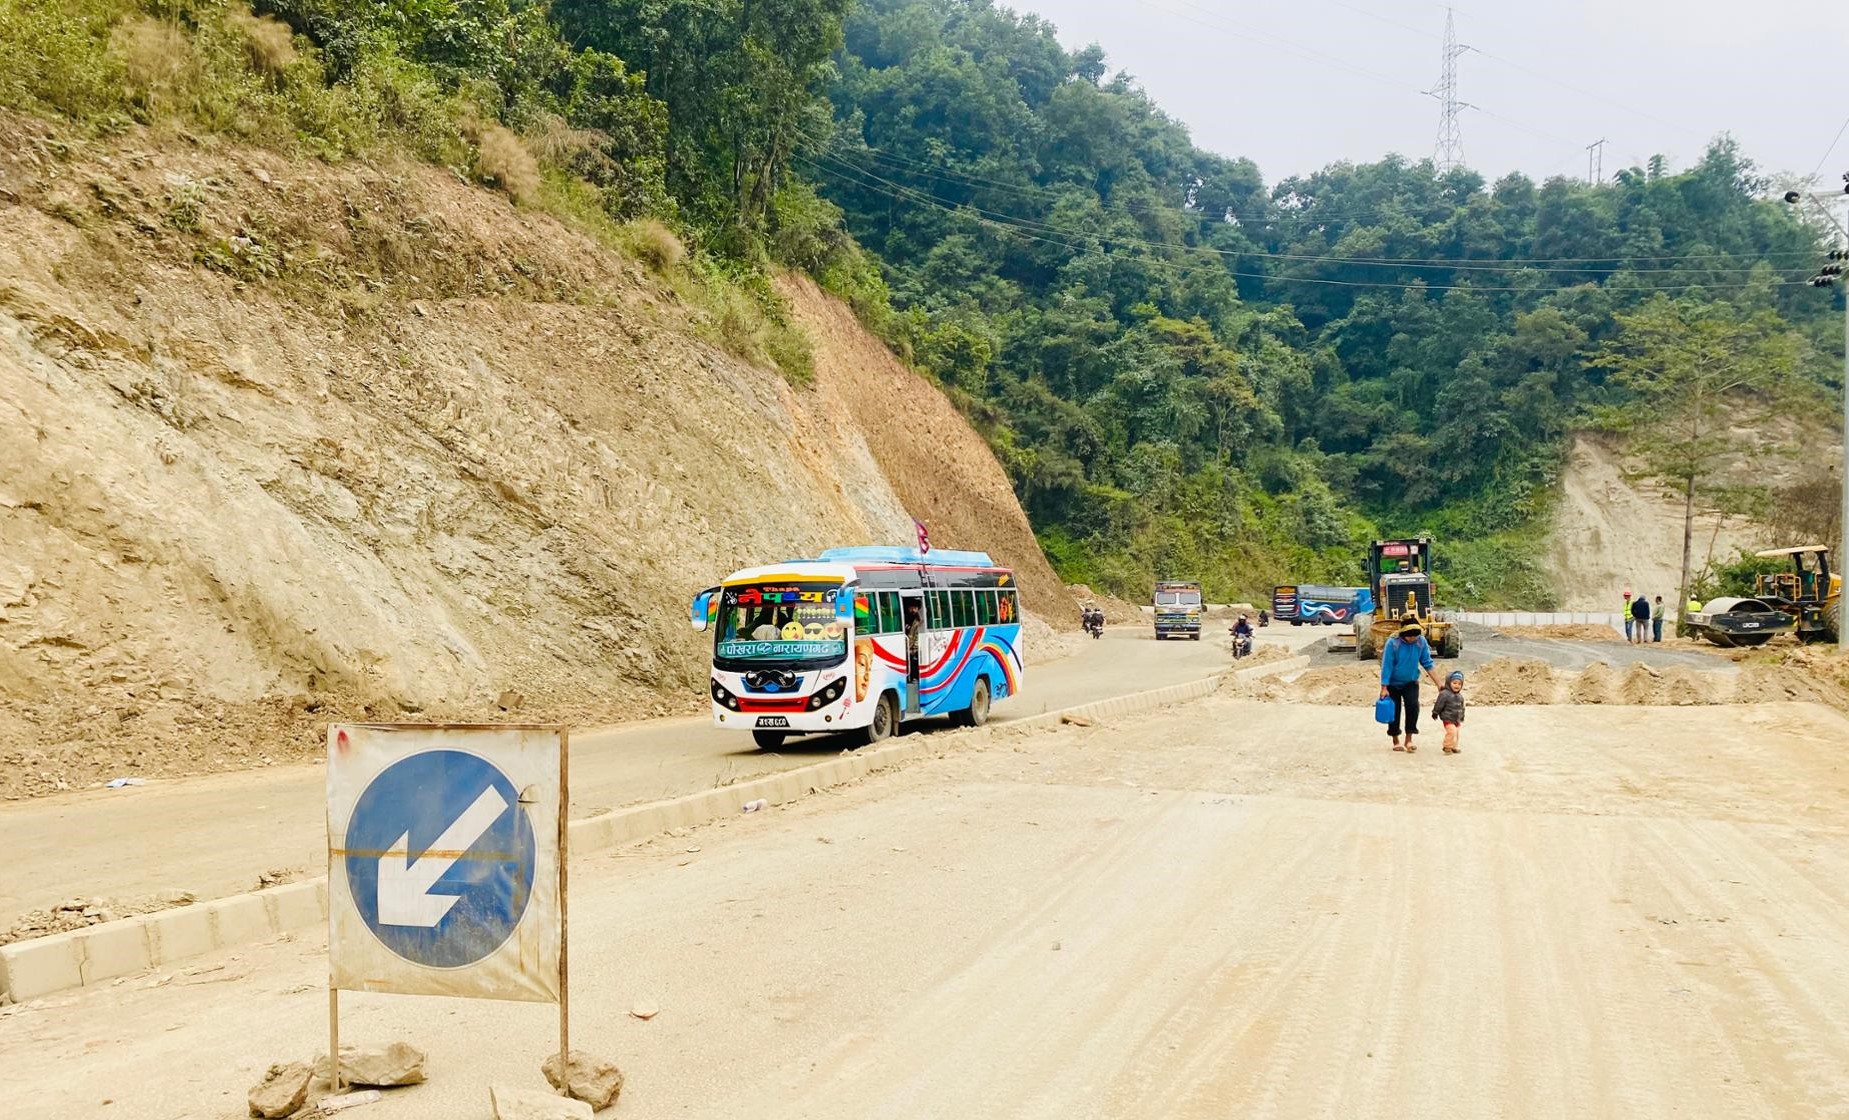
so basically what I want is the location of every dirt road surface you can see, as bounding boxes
[5,682,1847,1119]
[1,626,1294,931]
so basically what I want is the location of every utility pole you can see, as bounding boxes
[1585,139,1606,186]
[1428,8,1469,175]
[1786,176,1849,645]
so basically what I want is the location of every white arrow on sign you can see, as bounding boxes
[377,786,510,928]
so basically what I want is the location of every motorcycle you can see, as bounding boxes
[1229,628,1253,659]
[1258,610,1270,627]
[1083,611,1104,639]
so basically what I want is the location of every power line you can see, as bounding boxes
[793,150,1818,293]
[1812,113,1849,182]
[798,135,1823,269]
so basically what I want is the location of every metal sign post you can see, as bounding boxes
[325,723,569,1093]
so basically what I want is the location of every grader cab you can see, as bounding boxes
[1353,538,1461,660]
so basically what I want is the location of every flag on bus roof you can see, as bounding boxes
[914,518,931,555]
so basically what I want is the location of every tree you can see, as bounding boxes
[1592,296,1809,609]
[554,0,852,243]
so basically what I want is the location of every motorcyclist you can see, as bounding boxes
[1230,613,1254,657]
[1258,608,1270,626]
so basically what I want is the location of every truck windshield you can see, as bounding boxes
[1156,591,1202,607]
[715,581,848,665]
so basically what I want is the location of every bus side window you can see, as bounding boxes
[953,590,974,628]
[977,590,997,626]
[880,592,901,634]
[928,590,949,630]
[1000,590,1018,623]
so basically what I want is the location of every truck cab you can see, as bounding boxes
[1153,580,1204,640]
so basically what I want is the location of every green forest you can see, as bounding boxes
[5,0,1844,605]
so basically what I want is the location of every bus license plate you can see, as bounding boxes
[756,716,790,728]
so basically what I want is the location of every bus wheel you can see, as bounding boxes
[752,729,787,751]
[956,677,992,727]
[858,692,898,746]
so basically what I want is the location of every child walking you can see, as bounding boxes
[1432,670,1466,754]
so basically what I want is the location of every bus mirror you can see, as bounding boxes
[690,587,719,632]
[836,590,855,622]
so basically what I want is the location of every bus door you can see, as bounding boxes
[900,589,925,714]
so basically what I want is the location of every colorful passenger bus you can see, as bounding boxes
[691,547,1025,749]
[1272,583,1369,626]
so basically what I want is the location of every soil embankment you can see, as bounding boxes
[1543,435,1760,608]
[0,113,1073,798]
[1251,654,1848,709]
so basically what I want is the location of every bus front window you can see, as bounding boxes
[715,582,848,667]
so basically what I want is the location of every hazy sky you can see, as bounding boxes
[1012,0,1849,189]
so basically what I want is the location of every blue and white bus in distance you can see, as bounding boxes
[1273,583,1371,625]
[691,547,1025,750]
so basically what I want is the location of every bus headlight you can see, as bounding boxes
[806,678,847,712]
[710,680,740,710]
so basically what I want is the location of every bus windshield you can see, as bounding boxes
[714,581,848,664]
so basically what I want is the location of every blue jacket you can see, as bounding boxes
[1380,634,1434,686]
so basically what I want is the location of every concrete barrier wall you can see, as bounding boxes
[0,658,1305,1005]
[1456,611,1626,636]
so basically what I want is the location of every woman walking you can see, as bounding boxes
[1379,620,1442,752]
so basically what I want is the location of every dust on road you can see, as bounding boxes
[5,682,1848,1120]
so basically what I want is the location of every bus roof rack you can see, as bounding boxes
[816,546,998,567]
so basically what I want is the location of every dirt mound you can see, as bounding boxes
[1469,658,1562,705]
[1240,642,1295,668]
[1259,657,1740,708]
[0,114,1071,798]
[1567,661,1618,704]
[1261,665,1379,706]
[1495,624,1626,642]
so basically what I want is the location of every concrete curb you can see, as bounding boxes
[0,663,1299,1004]
[0,880,328,1004]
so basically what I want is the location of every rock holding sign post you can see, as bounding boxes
[541,1050,625,1110]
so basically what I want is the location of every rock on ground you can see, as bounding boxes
[247,1061,312,1118]
[315,1042,427,1087]
[541,1050,624,1110]
[490,1084,594,1120]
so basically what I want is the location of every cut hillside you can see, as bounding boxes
[0,112,1075,799]
[779,275,1068,621]
[1542,436,1765,610]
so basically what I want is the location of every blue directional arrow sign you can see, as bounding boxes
[344,750,536,969]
